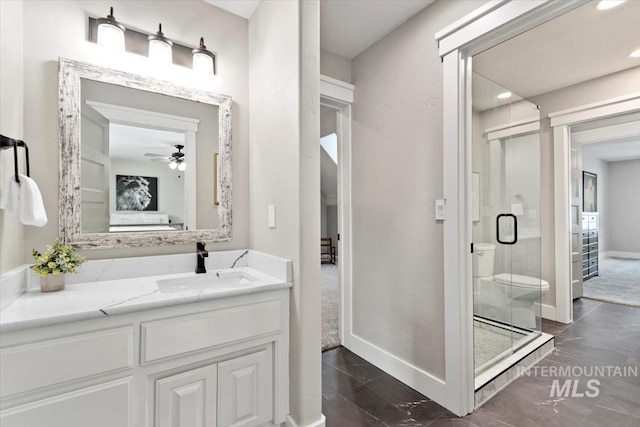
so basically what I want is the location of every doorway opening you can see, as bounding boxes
[319,76,354,354]
[568,112,640,307]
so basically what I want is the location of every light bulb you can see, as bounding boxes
[178,162,186,171]
[497,91,512,99]
[169,161,177,170]
[597,0,625,11]
[96,7,125,51]
[192,37,215,75]
[148,24,173,65]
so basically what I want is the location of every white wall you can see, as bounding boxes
[321,193,328,237]
[581,149,609,254]
[320,48,351,83]
[17,0,249,261]
[350,0,488,382]
[326,205,339,250]
[0,0,24,274]
[249,1,322,425]
[608,159,640,254]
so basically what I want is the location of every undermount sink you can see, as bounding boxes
[156,270,260,293]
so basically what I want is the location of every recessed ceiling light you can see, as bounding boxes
[597,0,625,11]
[630,48,640,58]
[497,92,512,100]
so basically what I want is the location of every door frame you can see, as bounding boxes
[435,0,589,416]
[320,74,354,347]
[550,92,640,324]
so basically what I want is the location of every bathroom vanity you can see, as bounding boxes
[0,251,291,427]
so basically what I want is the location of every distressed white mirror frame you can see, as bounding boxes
[435,0,588,417]
[58,57,232,249]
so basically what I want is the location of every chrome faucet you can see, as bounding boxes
[196,241,208,274]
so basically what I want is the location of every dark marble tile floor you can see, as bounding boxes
[322,299,640,426]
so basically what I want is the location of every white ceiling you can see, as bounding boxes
[206,0,434,59]
[573,114,640,162]
[203,0,261,19]
[582,138,640,162]
[320,0,434,59]
[110,124,185,162]
[474,0,640,100]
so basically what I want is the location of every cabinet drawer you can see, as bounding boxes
[142,300,282,364]
[0,327,134,398]
[0,377,132,427]
[588,266,598,275]
[589,244,598,252]
[582,260,589,269]
[589,230,597,237]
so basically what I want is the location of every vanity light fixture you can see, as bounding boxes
[96,7,126,51]
[192,37,216,75]
[148,24,173,64]
[497,91,512,100]
[596,0,625,11]
[630,48,640,58]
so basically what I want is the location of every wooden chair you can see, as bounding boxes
[321,237,336,264]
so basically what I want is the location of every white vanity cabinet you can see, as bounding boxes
[0,289,289,427]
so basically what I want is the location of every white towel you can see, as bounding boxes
[0,174,48,226]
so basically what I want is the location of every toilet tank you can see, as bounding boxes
[473,243,495,277]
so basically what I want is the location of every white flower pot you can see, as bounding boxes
[41,274,65,292]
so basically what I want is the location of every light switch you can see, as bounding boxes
[268,204,276,228]
[435,199,446,221]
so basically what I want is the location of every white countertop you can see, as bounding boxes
[0,265,291,334]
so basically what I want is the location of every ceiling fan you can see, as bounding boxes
[144,145,186,170]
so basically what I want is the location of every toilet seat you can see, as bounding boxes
[493,273,550,291]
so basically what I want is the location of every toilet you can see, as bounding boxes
[473,243,549,329]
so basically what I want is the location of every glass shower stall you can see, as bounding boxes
[471,72,545,377]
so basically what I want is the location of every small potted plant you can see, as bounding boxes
[31,238,85,292]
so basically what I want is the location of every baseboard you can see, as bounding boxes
[606,251,640,260]
[346,334,447,408]
[535,303,557,321]
[285,414,325,427]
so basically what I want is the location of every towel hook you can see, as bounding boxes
[0,134,30,184]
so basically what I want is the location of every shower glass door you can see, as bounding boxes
[472,72,542,376]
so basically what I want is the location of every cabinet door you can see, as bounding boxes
[156,364,217,427]
[218,350,270,427]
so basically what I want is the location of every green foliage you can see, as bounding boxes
[31,238,85,277]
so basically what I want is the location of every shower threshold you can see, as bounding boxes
[473,316,554,406]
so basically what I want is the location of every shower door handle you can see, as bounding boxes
[496,213,518,245]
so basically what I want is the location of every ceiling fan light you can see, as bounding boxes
[178,161,186,171]
[169,161,178,170]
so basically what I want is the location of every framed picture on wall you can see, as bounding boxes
[582,171,597,212]
[116,175,158,211]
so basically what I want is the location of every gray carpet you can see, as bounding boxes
[321,263,340,351]
[583,257,640,307]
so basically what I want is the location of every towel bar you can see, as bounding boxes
[0,134,30,184]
